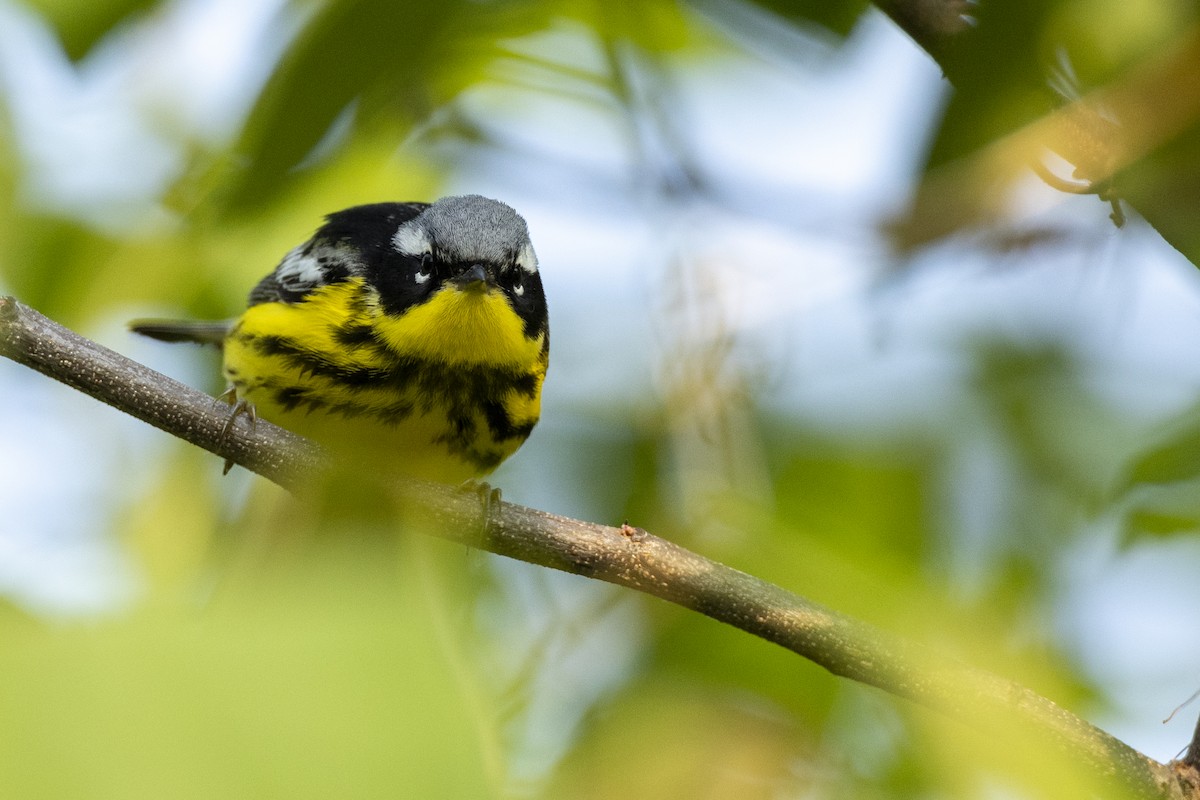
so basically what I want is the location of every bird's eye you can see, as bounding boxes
[511,274,524,297]
[414,253,434,284]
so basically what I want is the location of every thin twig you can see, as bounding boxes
[0,295,1193,799]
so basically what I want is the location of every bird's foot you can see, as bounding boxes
[459,479,502,533]
[216,387,256,474]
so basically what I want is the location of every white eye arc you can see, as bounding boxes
[512,275,524,297]
[393,223,433,259]
[516,242,538,274]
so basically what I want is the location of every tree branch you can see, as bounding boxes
[0,295,1194,798]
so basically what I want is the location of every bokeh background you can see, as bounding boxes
[4,0,1200,797]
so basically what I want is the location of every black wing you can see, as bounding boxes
[246,202,430,307]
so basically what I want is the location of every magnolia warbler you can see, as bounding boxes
[132,195,549,483]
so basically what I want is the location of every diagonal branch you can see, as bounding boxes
[0,295,1193,799]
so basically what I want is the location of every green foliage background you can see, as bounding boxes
[3,0,1200,797]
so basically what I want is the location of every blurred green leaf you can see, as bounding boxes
[895,0,1200,265]
[645,594,841,725]
[1122,401,1200,489]
[1120,120,1200,269]
[926,0,1060,170]
[1119,482,1200,540]
[0,213,118,323]
[1126,507,1200,537]
[969,339,1134,504]
[1045,0,1194,82]
[0,536,493,799]
[544,680,810,799]
[226,0,551,211]
[922,0,1187,170]
[771,445,929,562]
[22,0,160,60]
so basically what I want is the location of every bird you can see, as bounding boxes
[131,195,549,484]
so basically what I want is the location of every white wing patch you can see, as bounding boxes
[276,246,325,291]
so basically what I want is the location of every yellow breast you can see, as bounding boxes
[222,278,547,483]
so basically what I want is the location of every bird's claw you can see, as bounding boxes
[459,479,502,532]
[216,388,256,474]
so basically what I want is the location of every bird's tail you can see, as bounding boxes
[128,318,231,346]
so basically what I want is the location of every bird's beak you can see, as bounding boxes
[452,264,494,292]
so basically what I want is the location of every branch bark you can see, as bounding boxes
[1,294,1195,799]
